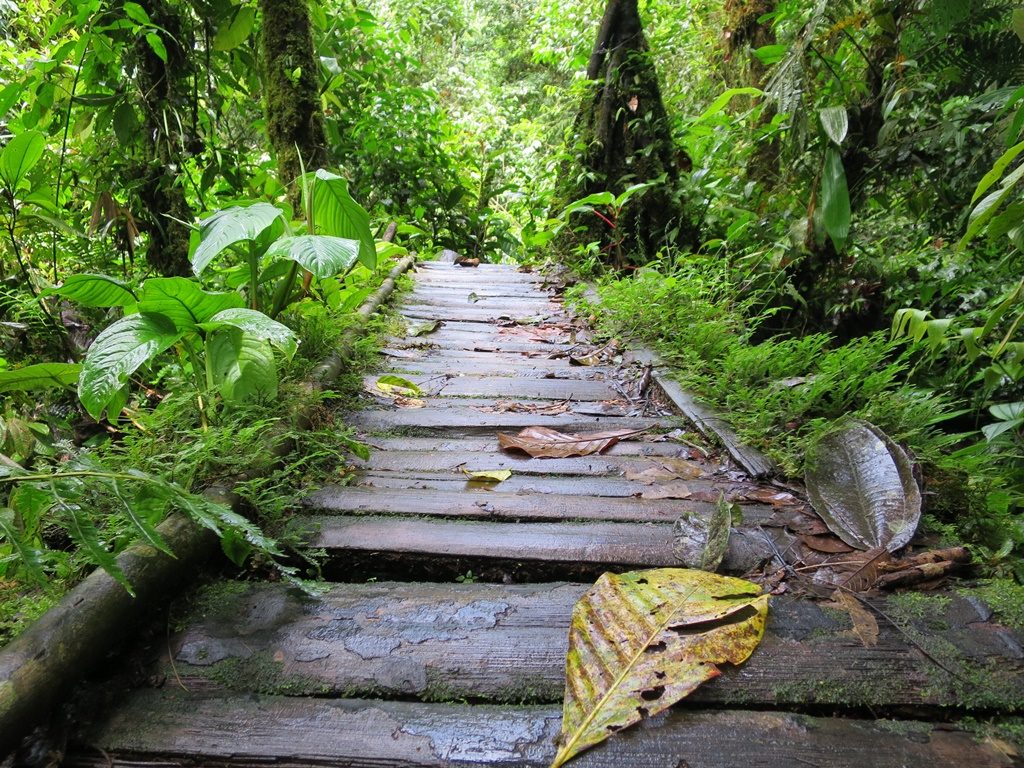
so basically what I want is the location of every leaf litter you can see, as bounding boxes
[497,426,646,458]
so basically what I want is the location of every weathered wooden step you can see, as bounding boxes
[303,486,772,524]
[348,409,662,436]
[350,470,735,498]
[358,436,702,457]
[384,359,606,380]
[351,447,713,477]
[409,285,552,299]
[155,581,1024,711]
[383,347,578,367]
[402,307,566,324]
[70,691,1016,767]
[305,516,677,568]
[407,295,562,312]
[363,374,617,401]
[385,336,577,355]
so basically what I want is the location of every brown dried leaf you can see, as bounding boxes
[799,534,855,554]
[835,547,890,591]
[498,426,643,458]
[641,482,692,500]
[831,590,879,648]
[394,396,426,409]
[474,399,570,415]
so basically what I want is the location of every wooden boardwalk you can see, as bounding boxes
[66,262,1022,767]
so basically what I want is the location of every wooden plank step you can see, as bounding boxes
[350,470,735,498]
[358,436,700,457]
[303,486,771,524]
[401,307,566,324]
[383,360,606,380]
[70,691,1016,767]
[385,337,577,355]
[407,295,561,311]
[348,409,662,436]
[410,284,552,298]
[357,396,635,418]
[305,516,677,567]
[154,581,1024,710]
[382,347,578,367]
[350,448,713,478]
[362,374,618,401]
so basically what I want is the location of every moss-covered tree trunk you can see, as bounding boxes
[561,0,693,267]
[133,0,196,277]
[258,0,328,211]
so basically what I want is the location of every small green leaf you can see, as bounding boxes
[0,363,81,393]
[375,374,422,396]
[145,32,167,63]
[819,106,849,145]
[0,507,47,585]
[0,130,45,190]
[122,2,151,25]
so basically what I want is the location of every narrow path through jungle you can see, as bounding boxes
[64,261,1021,767]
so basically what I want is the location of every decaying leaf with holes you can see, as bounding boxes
[498,426,644,458]
[551,568,768,768]
[805,421,921,552]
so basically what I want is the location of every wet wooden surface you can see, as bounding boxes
[65,262,1024,766]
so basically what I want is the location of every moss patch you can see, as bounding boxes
[960,580,1024,633]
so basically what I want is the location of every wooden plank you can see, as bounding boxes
[358,396,634,417]
[407,295,561,312]
[306,517,677,567]
[382,348,578,367]
[358,436,703,457]
[153,582,1024,710]
[303,485,770,524]
[350,448,713,477]
[72,692,1016,767]
[348,409,662,435]
[401,306,566,324]
[384,360,605,380]
[385,337,577,355]
[351,470,736,498]
[363,374,618,401]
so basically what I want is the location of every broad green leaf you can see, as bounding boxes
[0,82,24,118]
[0,130,45,190]
[805,421,921,552]
[0,507,47,585]
[213,5,255,50]
[375,374,422,396]
[264,234,360,278]
[79,313,183,420]
[145,32,167,62]
[961,163,1024,248]
[563,191,614,217]
[122,2,150,25]
[0,363,81,393]
[753,44,786,65]
[990,401,1024,422]
[205,307,298,359]
[310,170,375,269]
[671,493,732,571]
[206,327,279,402]
[551,568,768,768]
[47,273,137,307]
[971,140,1024,204]
[695,87,762,123]
[819,106,849,145]
[191,202,284,275]
[821,147,851,251]
[139,277,244,331]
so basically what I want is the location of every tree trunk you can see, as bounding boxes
[133,0,197,277]
[258,0,328,212]
[561,0,694,267]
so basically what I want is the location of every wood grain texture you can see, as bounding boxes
[362,374,619,401]
[155,581,1024,710]
[347,409,662,435]
[69,692,1015,767]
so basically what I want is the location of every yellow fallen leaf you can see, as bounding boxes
[463,469,512,483]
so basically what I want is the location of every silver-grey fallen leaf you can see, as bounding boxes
[671,495,732,572]
[805,421,921,552]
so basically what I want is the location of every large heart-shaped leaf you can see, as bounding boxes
[204,308,298,359]
[264,234,360,278]
[206,328,279,403]
[551,568,768,768]
[0,363,81,393]
[79,313,182,420]
[191,202,284,275]
[310,170,375,269]
[138,277,244,332]
[46,273,137,307]
[805,421,922,552]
